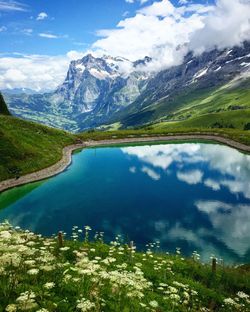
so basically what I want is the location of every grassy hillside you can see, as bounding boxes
[0,222,249,312]
[0,115,75,181]
[80,124,250,147]
[118,77,250,128]
[151,109,250,133]
[0,92,10,115]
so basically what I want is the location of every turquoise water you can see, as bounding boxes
[0,142,250,263]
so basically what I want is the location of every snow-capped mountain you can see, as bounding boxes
[52,53,152,115]
[113,41,250,128]
[3,42,250,131]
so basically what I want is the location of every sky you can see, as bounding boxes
[0,0,249,91]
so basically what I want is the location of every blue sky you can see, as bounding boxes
[0,0,249,91]
[0,0,214,56]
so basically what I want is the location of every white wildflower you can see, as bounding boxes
[27,268,39,275]
[44,282,55,289]
[76,298,95,311]
[5,304,17,312]
[60,247,70,251]
[237,291,249,299]
[149,300,158,308]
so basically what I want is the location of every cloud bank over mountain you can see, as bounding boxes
[0,0,249,91]
[94,0,250,71]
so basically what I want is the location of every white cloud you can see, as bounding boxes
[22,28,33,36]
[0,0,28,12]
[4,68,26,82]
[195,200,232,214]
[138,0,176,16]
[204,179,221,191]
[122,142,250,198]
[39,33,58,39]
[195,200,250,256]
[36,12,48,20]
[93,0,250,72]
[121,144,200,170]
[0,26,7,32]
[189,0,250,54]
[66,50,86,60]
[129,166,137,173]
[125,0,149,4]
[93,1,204,71]
[177,169,203,185]
[142,166,161,180]
[0,52,81,91]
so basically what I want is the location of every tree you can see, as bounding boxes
[0,92,11,115]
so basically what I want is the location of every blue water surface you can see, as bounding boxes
[0,142,250,263]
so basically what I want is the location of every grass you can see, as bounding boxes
[159,78,250,122]
[117,77,250,129]
[0,222,249,312]
[79,126,250,147]
[0,115,76,181]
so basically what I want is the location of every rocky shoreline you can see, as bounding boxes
[0,134,249,193]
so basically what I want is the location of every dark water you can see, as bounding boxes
[0,142,250,263]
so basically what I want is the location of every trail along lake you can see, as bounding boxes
[0,142,250,263]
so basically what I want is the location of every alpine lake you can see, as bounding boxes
[1,141,250,264]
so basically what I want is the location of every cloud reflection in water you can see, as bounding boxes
[122,143,250,261]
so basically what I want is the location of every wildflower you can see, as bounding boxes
[223,298,240,308]
[24,260,36,267]
[140,303,147,308]
[0,230,11,239]
[76,298,95,311]
[60,247,70,251]
[170,294,180,301]
[237,291,249,299]
[36,309,49,312]
[44,282,55,289]
[16,291,37,310]
[176,247,181,255]
[27,268,39,275]
[5,304,17,312]
[149,300,158,308]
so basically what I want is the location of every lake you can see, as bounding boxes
[0,142,250,263]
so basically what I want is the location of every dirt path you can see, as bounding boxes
[0,134,249,193]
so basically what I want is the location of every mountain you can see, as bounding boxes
[3,42,250,131]
[0,93,10,115]
[2,88,40,95]
[4,54,152,132]
[108,41,250,128]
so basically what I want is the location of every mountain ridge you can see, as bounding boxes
[3,42,250,132]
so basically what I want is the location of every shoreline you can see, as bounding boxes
[0,134,250,193]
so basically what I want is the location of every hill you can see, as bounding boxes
[0,115,75,181]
